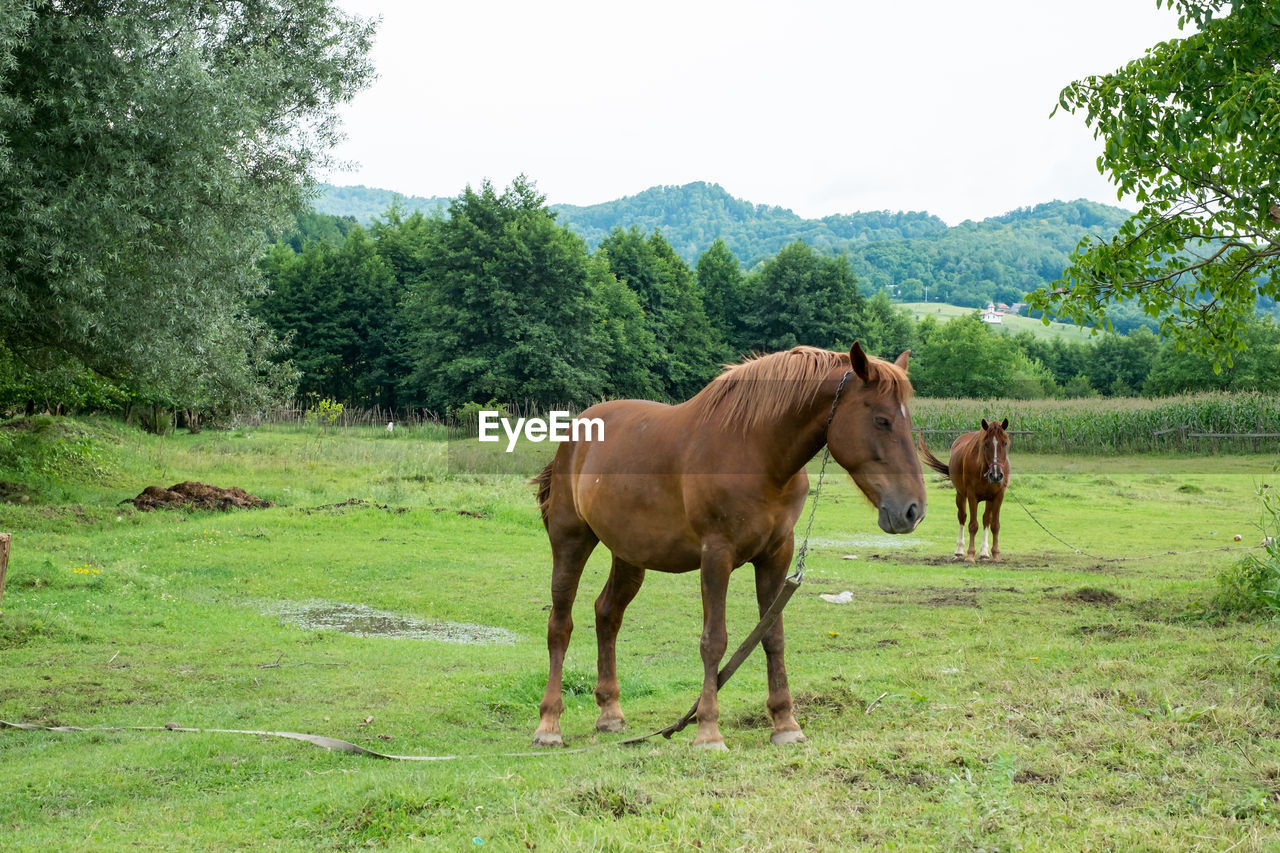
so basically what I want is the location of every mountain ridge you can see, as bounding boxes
[311,180,1135,319]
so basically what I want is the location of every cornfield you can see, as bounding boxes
[911,393,1280,454]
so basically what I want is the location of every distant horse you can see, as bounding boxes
[529,343,927,749]
[918,419,1011,562]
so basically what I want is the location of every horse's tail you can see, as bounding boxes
[917,432,950,477]
[530,461,554,527]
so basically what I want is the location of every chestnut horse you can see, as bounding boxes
[918,419,1011,562]
[530,343,927,749]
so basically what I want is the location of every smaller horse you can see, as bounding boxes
[918,419,1011,562]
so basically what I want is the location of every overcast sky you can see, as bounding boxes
[321,1,1187,225]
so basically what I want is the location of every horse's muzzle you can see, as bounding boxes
[878,500,924,534]
[985,466,1005,484]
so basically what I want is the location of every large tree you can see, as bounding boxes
[742,240,866,353]
[0,0,375,408]
[597,227,723,400]
[1031,0,1280,362]
[402,178,604,412]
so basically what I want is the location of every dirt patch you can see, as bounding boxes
[267,601,518,645]
[432,507,488,519]
[1013,769,1057,785]
[922,590,981,608]
[306,498,408,515]
[1063,587,1121,606]
[123,481,273,512]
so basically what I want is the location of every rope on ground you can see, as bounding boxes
[0,719,592,761]
[1008,491,1263,563]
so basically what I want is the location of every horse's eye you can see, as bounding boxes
[875,416,892,430]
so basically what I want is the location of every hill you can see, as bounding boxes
[313,181,1136,323]
[312,183,450,223]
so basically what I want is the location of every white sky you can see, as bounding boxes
[321,0,1187,226]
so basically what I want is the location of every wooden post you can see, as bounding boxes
[0,532,10,607]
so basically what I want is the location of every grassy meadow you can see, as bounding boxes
[899,302,1097,343]
[1,416,1279,850]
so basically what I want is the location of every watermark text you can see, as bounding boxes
[477,411,604,452]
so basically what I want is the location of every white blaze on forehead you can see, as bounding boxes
[900,404,906,418]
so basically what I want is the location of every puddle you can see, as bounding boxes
[265,601,519,645]
[806,534,925,549]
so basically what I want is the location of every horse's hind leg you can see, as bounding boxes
[755,544,805,746]
[533,523,598,747]
[953,492,967,560]
[593,557,645,733]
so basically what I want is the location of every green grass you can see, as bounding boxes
[899,301,1097,343]
[2,418,1279,850]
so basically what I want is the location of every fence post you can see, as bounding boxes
[0,532,10,607]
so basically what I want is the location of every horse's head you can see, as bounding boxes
[825,342,927,534]
[979,418,1011,484]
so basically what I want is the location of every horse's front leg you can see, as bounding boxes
[985,493,1004,562]
[693,545,733,750]
[965,493,980,563]
[754,542,805,745]
[593,556,645,733]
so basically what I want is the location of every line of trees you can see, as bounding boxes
[249,177,1280,415]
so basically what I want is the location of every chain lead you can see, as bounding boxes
[790,369,853,585]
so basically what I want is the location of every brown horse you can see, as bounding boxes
[530,343,927,749]
[918,419,1011,562]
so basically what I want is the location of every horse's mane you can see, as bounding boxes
[688,346,911,432]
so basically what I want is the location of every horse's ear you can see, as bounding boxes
[1001,417,1009,430]
[850,341,871,383]
[894,350,910,372]
[981,419,990,430]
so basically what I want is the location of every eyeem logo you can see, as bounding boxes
[477,411,604,452]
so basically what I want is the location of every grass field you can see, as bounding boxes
[898,302,1098,343]
[1,418,1279,850]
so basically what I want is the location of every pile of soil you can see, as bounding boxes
[124,481,273,512]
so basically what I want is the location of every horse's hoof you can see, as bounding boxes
[595,717,626,734]
[531,732,564,748]
[693,739,729,751]
[770,729,807,746]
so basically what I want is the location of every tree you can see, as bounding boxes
[1031,0,1280,362]
[742,241,865,353]
[597,228,723,400]
[696,238,749,355]
[913,313,1054,399]
[0,1,375,410]
[1084,329,1160,396]
[402,178,604,412]
[1145,317,1280,394]
[586,257,662,401]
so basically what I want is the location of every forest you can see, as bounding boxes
[251,180,1280,414]
[319,181,1280,337]
[5,176,1277,425]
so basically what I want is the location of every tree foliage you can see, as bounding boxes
[0,0,375,410]
[1031,0,1280,361]
[402,178,605,412]
[597,227,724,400]
[742,241,865,353]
